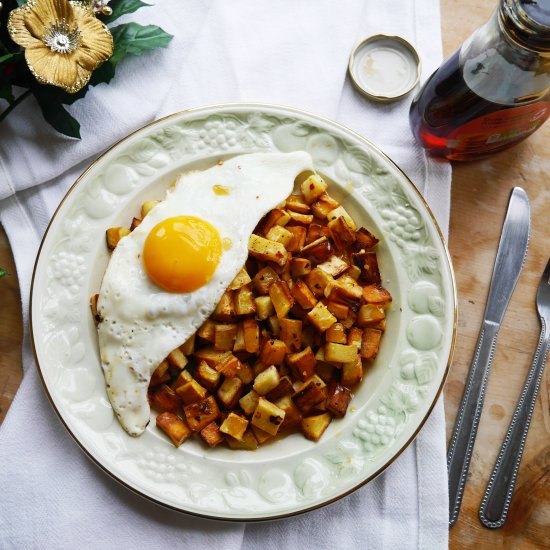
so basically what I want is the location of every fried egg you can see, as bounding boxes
[97,152,314,436]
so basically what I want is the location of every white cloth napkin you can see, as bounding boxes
[0,1,451,548]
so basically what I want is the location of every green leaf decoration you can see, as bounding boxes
[99,0,151,25]
[0,268,8,278]
[109,23,173,65]
[0,52,22,64]
[16,0,26,5]
[34,89,81,138]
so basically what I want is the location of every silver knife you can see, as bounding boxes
[447,186,530,527]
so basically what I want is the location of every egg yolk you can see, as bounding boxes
[143,216,222,293]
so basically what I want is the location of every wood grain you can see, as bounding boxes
[0,1,549,545]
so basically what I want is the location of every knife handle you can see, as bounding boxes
[479,321,550,528]
[447,321,499,526]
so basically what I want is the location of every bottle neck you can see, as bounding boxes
[499,0,550,53]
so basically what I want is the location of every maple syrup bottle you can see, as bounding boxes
[410,0,550,160]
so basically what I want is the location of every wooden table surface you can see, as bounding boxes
[1,0,549,546]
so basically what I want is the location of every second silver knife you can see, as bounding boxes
[447,186,530,527]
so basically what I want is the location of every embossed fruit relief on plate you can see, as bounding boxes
[31,104,456,520]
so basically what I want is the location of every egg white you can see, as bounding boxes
[97,151,314,436]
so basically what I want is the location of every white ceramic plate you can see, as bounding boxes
[31,103,456,521]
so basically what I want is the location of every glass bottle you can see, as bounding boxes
[409,0,550,161]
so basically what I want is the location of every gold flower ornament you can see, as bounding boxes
[8,0,113,93]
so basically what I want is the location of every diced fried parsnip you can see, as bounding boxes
[280,318,302,352]
[200,422,224,448]
[226,429,259,450]
[184,396,221,432]
[228,267,252,290]
[325,342,358,363]
[242,318,260,353]
[370,319,386,332]
[251,425,273,444]
[90,294,101,324]
[275,395,303,429]
[362,284,392,305]
[106,227,130,250]
[285,226,307,252]
[328,215,356,250]
[176,379,208,405]
[260,339,287,365]
[212,290,236,321]
[263,208,291,234]
[287,346,317,381]
[220,412,249,441]
[141,200,159,218]
[327,300,349,320]
[287,210,314,226]
[318,256,350,277]
[171,369,193,391]
[286,194,311,214]
[353,252,381,284]
[214,353,242,377]
[291,280,318,310]
[194,347,230,367]
[267,315,281,336]
[195,361,221,393]
[167,348,188,371]
[252,296,273,321]
[217,377,244,409]
[269,280,294,319]
[306,223,330,244]
[324,278,363,307]
[152,384,182,412]
[307,301,337,332]
[357,304,386,327]
[233,285,257,316]
[301,174,328,204]
[341,356,363,387]
[239,390,260,416]
[293,375,327,413]
[253,266,279,295]
[326,322,347,344]
[347,327,363,349]
[326,382,352,418]
[305,267,334,297]
[316,361,337,383]
[251,397,285,435]
[342,308,358,330]
[130,217,142,231]
[327,206,357,230]
[253,365,281,396]
[156,412,192,447]
[214,323,238,351]
[361,328,383,360]
[265,376,293,401]
[311,192,339,219]
[197,319,217,342]
[301,412,332,441]
[301,236,333,264]
[150,360,171,387]
[248,234,287,266]
[266,225,293,247]
[354,227,379,250]
[181,334,195,355]
[236,362,254,385]
[345,265,362,281]
[289,258,312,278]
[233,323,246,352]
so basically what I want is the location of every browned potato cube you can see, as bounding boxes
[291,279,318,310]
[347,327,363,349]
[353,252,381,284]
[141,200,159,218]
[311,192,339,219]
[262,208,291,234]
[324,278,362,307]
[354,227,379,250]
[362,284,393,305]
[286,194,311,214]
[106,227,130,250]
[341,356,363,387]
[242,318,260,353]
[150,360,171,387]
[341,308,358,329]
[199,421,224,448]
[280,318,302,352]
[251,397,285,435]
[287,210,314,226]
[253,365,281,396]
[266,376,294,401]
[301,174,328,204]
[184,396,221,432]
[181,333,195,355]
[239,390,260,416]
[293,375,327,413]
[214,323,238,351]
[326,382,352,417]
[306,223,330,244]
[290,257,312,277]
[325,342,358,363]
[269,280,294,319]
[327,206,356,230]
[195,360,222,393]
[248,234,287,266]
[326,300,350,320]
[212,290,236,321]
[301,412,332,441]
[171,368,193,391]
[176,379,208,405]
[194,347,231,367]
[233,323,246,352]
[275,395,303,429]
[357,304,386,327]
[326,322,347,344]
[254,295,275,320]
[220,412,249,441]
[318,256,350,277]
[236,362,254,385]
[307,301,337,332]
[287,347,317,382]
[304,267,334,297]
[215,353,242,377]
[266,225,293,247]
[285,225,307,252]
[361,328,383,360]
[152,384,182,413]
[233,285,257,316]
[167,348,188,371]
[197,319,217,342]
[129,217,141,231]
[316,361,337,383]
[253,266,279,295]
[217,377,243,409]
[328,216,356,250]
[156,412,192,447]
[345,265,362,280]
[301,237,333,264]
[226,430,259,451]
[90,294,101,324]
[227,266,252,290]
[260,338,287,365]
[251,425,273,444]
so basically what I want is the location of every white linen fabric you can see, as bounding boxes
[0,1,451,548]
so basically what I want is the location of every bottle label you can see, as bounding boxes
[447,102,550,152]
